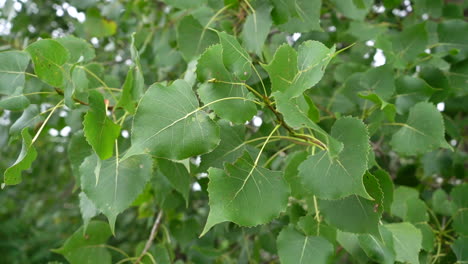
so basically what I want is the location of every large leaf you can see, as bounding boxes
[3,128,37,186]
[83,91,121,160]
[201,152,289,236]
[298,117,371,199]
[217,31,252,80]
[80,154,152,232]
[263,41,335,99]
[383,222,422,264]
[276,226,334,264]
[125,79,220,160]
[53,221,112,264]
[25,39,70,87]
[177,15,218,61]
[390,102,448,156]
[0,51,30,95]
[197,44,257,123]
[241,4,272,55]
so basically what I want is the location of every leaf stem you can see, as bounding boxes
[76,65,118,103]
[263,143,295,167]
[313,195,321,235]
[134,210,164,264]
[31,99,64,145]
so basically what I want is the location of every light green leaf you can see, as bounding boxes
[453,209,468,236]
[53,221,112,264]
[336,231,370,263]
[383,222,422,264]
[395,76,435,115]
[9,104,43,134]
[277,226,334,264]
[80,154,152,233]
[79,192,99,233]
[56,36,95,64]
[126,79,220,160]
[83,91,121,160]
[415,223,435,252]
[373,169,394,213]
[391,186,419,219]
[157,158,191,206]
[197,120,245,172]
[277,0,322,33]
[298,117,371,199]
[319,194,382,237]
[177,15,218,61]
[217,31,252,80]
[414,0,443,18]
[64,66,89,108]
[3,128,37,186]
[451,237,468,262]
[0,86,30,110]
[84,8,117,37]
[68,131,93,187]
[330,0,372,21]
[298,214,337,244]
[392,23,428,67]
[241,4,272,56]
[358,234,395,264]
[405,198,429,223]
[263,41,335,99]
[451,183,468,210]
[362,65,395,101]
[0,51,30,95]
[25,39,69,87]
[197,44,257,123]
[115,67,137,114]
[162,0,207,9]
[284,150,309,198]
[431,189,456,216]
[201,152,289,236]
[348,21,387,41]
[390,102,447,156]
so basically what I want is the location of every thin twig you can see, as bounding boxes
[134,210,164,264]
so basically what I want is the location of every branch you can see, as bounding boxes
[134,210,164,264]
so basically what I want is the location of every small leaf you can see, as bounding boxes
[390,102,447,156]
[80,154,152,233]
[53,221,112,264]
[0,50,30,95]
[277,226,334,264]
[201,152,289,236]
[298,117,371,199]
[157,158,191,206]
[383,222,422,264]
[3,128,37,186]
[197,44,257,123]
[126,79,220,160]
[26,39,69,87]
[83,91,121,160]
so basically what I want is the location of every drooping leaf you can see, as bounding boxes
[276,226,334,264]
[197,120,245,172]
[56,36,95,64]
[263,41,335,99]
[53,221,112,264]
[3,128,37,186]
[177,15,218,61]
[241,4,272,56]
[83,90,121,160]
[383,222,422,264]
[0,51,30,95]
[125,79,220,160]
[9,104,43,134]
[197,44,257,123]
[298,117,371,199]
[79,192,99,233]
[25,39,69,87]
[390,102,448,156]
[157,158,191,206]
[201,152,289,236]
[80,154,152,232]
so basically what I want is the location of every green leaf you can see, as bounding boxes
[319,194,382,237]
[284,150,309,198]
[330,0,372,21]
[298,117,371,199]
[3,128,37,186]
[392,23,429,67]
[405,198,429,223]
[197,120,245,172]
[361,65,395,101]
[414,0,443,18]
[241,4,272,56]
[276,226,334,264]
[125,79,220,160]
[383,222,422,264]
[390,102,448,156]
[373,169,394,213]
[391,186,419,219]
[64,66,89,108]
[26,39,69,87]
[79,192,99,233]
[157,158,191,206]
[162,0,207,9]
[0,51,30,95]
[80,154,152,232]
[84,8,117,37]
[431,189,456,216]
[453,209,468,235]
[348,21,387,41]
[298,214,337,244]
[53,221,112,264]
[276,0,322,33]
[56,36,95,64]
[336,231,370,263]
[451,237,468,263]
[415,223,435,252]
[197,44,257,123]
[9,104,43,134]
[217,31,252,80]
[83,91,121,160]
[263,41,335,99]
[451,183,468,210]
[68,131,93,187]
[0,86,30,110]
[395,76,435,115]
[116,67,137,114]
[358,234,395,264]
[177,15,218,61]
[201,152,289,236]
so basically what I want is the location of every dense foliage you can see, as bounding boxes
[0,0,467,263]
